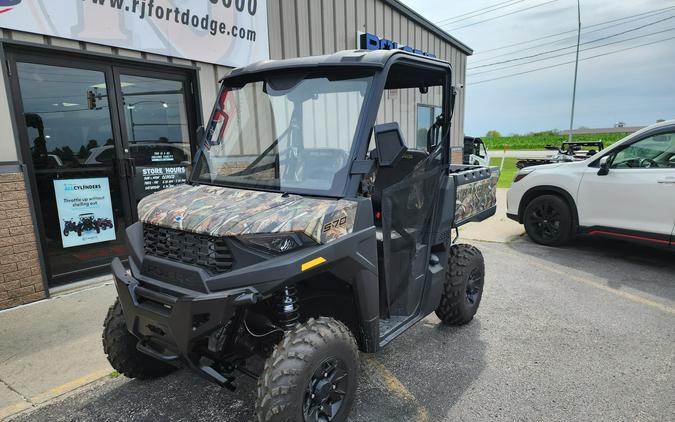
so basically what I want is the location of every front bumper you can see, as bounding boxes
[111,258,249,361]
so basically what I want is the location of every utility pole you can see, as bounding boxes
[568,0,581,143]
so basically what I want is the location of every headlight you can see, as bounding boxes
[513,168,534,183]
[239,232,315,254]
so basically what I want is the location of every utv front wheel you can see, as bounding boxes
[436,244,485,326]
[256,317,359,422]
[102,299,176,379]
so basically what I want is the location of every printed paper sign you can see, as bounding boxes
[134,165,188,200]
[0,0,269,68]
[53,177,116,248]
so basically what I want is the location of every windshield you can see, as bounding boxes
[193,73,372,196]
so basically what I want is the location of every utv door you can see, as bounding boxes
[379,149,443,318]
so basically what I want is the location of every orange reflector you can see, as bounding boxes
[301,257,326,272]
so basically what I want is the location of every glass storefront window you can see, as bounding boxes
[119,75,192,202]
[11,57,198,286]
[416,104,442,149]
[16,62,128,284]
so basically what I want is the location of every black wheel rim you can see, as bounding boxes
[303,357,349,422]
[528,202,561,241]
[466,268,482,305]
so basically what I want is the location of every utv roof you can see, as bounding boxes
[222,49,451,83]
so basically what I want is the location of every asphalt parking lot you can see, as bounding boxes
[11,236,674,422]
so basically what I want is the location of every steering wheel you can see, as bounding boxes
[639,158,658,168]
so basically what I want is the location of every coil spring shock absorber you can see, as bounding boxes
[276,286,299,330]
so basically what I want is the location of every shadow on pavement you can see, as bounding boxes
[15,316,486,422]
[508,235,675,302]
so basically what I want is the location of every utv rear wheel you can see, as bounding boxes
[256,317,359,422]
[523,194,572,246]
[436,244,485,326]
[102,299,176,379]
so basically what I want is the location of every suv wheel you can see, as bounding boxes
[436,244,485,325]
[523,194,572,246]
[102,299,177,379]
[256,317,358,422]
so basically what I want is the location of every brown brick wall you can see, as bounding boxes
[0,172,46,310]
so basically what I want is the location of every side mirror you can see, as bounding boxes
[597,155,610,176]
[373,123,406,167]
[427,114,443,152]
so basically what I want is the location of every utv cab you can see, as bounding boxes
[103,49,498,422]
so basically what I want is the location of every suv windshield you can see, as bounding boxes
[193,72,372,196]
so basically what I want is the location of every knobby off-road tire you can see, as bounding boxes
[523,194,572,246]
[102,299,176,379]
[435,244,485,326]
[256,317,359,422]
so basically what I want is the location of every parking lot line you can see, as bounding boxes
[366,356,430,422]
[480,243,675,316]
[0,400,32,420]
[30,368,111,405]
[0,368,111,420]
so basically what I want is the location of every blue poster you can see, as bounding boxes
[53,177,116,248]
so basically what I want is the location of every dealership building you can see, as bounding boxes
[0,0,471,309]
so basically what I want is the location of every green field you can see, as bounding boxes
[490,157,519,189]
[483,132,629,151]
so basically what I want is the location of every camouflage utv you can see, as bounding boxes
[103,49,498,422]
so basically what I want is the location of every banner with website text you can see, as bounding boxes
[0,0,269,68]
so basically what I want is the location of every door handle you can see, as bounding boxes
[657,179,675,184]
[123,158,136,177]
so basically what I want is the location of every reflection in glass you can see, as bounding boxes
[120,75,192,202]
[16,62,127,285]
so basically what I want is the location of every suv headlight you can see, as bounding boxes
[239,232,315,254]
[513,168,535,183]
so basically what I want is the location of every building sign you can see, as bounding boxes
[53,177,116,248]
[134,165,188,200]
[358,32,436,58]
[0,0,269,68]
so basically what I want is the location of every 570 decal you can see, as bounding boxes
[322,216,348,233]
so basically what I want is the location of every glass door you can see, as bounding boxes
[113,70,195,207]
[11,60,132,285]
[8,51,199,287]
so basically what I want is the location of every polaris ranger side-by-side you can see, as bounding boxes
[103,49,499,422]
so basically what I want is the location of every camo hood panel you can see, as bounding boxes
[137,184,357,244]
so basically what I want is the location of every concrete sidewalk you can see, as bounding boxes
[0,281,115,419]
[459,188,524,243]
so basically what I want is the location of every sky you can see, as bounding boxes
[401,0,675,136]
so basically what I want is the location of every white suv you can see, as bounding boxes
[507,120,675,246]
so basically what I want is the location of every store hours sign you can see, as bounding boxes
[134,165,188,201]
[53,178,116,248]
[0,0,269,68]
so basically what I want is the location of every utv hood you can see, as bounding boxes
[137,184,357,244]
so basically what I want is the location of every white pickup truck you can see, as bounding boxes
[507,120,675,247]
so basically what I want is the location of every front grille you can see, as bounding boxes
[143,224,235,275]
